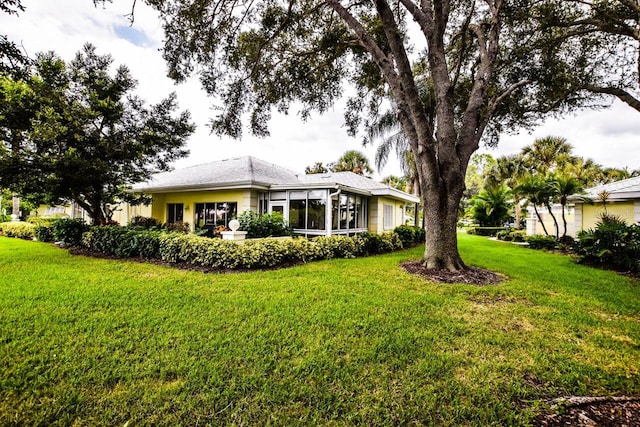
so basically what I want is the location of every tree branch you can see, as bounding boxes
[584,84,640,111]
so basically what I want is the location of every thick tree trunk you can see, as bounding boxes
[421,176,467,271]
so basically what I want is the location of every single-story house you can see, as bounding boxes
[569,175,640,232]
[526,175,640,237]
[132,156,419,236]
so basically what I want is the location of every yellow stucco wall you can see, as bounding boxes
[581,201,635,230]
[149,189,256,230]
[368,197,406,234]
[110,203,152,225]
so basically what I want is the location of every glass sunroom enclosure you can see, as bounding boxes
[260,189,369,236]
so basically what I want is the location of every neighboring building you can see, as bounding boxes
[569,176,640,233]
[132,156,419,236]
[33,202,151,224]
[525,204,575,238]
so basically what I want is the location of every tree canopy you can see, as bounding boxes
[0,44,195,224]
[133,0,638,270]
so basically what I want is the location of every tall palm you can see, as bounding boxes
[515,174,552,236]
[522,136,575,174]
[548,174,583,238]
[331,150,373,176]
[485,154,527,227]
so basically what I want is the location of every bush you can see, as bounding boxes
[574,217,640,272]
[237,211,292,238]
[525,234,557,250]
[87,226,162,259]
[34,224,55,242]
[155,231,405,270]
[164,221,190,234]
[129,216,163,230]
[467,227,506,237]
[394,225,424,246]
[51,218,88,246]
[496,229,526,243]
[0,222,35,239]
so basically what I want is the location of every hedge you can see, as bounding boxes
[0,222,35,239]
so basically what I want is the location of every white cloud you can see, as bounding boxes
[2,0,638,179]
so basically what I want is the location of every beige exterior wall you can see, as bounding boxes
[368,196,406,234]
[149,189,256,230]
[110,203,152,225]
[526,206,575,237]
[579,201,636,230]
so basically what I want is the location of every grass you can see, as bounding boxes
[0,234,638,426]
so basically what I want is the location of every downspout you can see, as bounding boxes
[327,188,341,236]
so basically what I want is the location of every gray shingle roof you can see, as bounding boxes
[133,156,300,191]
[576,176,640,200]
[132,156,419,203]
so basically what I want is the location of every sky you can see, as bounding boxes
[2,0,639,179]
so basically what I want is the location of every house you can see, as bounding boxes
[132,156,419,236]
[569,175,640,232]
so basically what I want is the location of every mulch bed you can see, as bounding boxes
[533,397,640,426]
[401,260,505,285]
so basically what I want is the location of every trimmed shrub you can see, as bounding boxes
[525,234,557,250]
[52,219,88,247]
[0,222,35,239]
[394,225,424,246]
[496,229,526,243]
[34,224,55,242]
[87,226,162,259]
[467,227,507,237]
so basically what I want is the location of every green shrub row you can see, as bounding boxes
[156,232,403,269]
[83,227,162,259]
[466,226,507,237]
[0,222,35,239]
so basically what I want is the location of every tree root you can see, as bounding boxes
[547,395,640,409]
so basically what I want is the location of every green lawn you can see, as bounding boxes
[1,234,638,426]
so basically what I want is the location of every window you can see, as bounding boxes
[167,203,184,223]
[383,204,394,229]
[331,192,367,231]
[195,202,238,230]
[289,199,306,229]
[307,198,326,230]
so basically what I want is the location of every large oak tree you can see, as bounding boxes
[0,44,195,224]
[126,0,635,270]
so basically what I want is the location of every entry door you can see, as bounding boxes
[269,201,287,221]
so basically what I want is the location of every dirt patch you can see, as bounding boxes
[400,260,505,285]
[533,397,640,426]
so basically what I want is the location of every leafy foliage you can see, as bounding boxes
[525,234,558,250]
[393,225,425,246]
[575,216,640,273]
[84,227,162,259]
[129,216,163,230]
[51,219,88,247]
[237,211,292,238]
[0,221,34,239]
[469,185,514,227]
[0,44,195,225]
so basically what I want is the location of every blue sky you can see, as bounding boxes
[2,0,639,177]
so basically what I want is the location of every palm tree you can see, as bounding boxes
[331,150,373,176]
[381,175,408,192]
[548,174,583,238]
[365,81,436,198]
[485,154,527,227]
[522,136,575,174]
[469,184,513,227]
[515,175,552,236]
